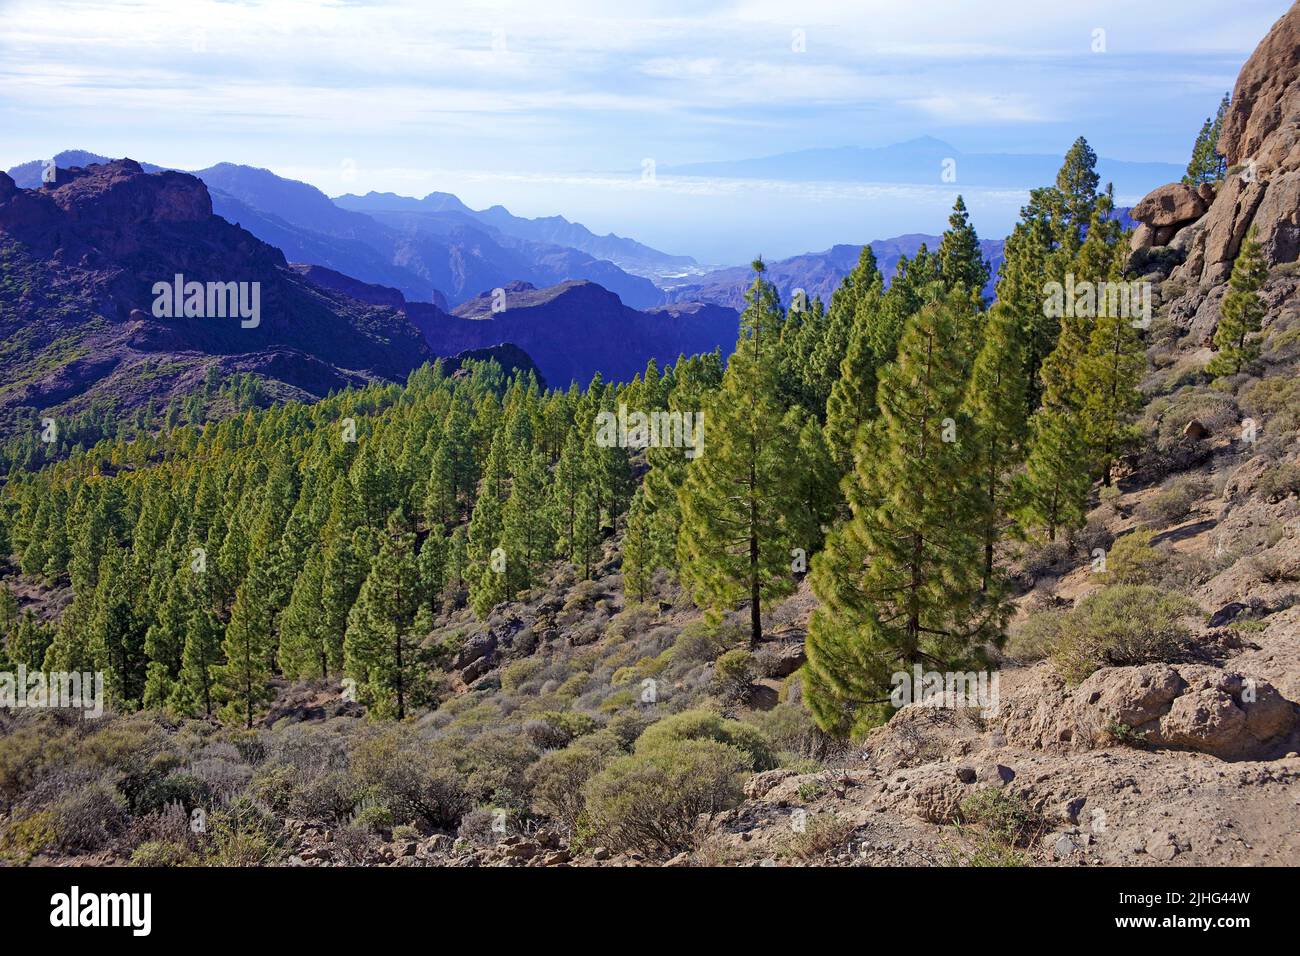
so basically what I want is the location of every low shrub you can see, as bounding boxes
[711,649,756,705]
[526,732,622,832]
[780,812,855,862]
[1106,529,1170,585]
[1258,462,1300,502]
[349,728,470,827]
[581,738,748,857]
[460,729,540,809]
[129,840,194,867]
[1136,476,1210,528]
[1049,585,1198,684]
[634,709,777,771]
[0,809,57,862]
[604,712,652,751]
[521,710,599,750]
[945,788,1042,866]
[198,797,284,867]
[671,621,731,665]
[1004,610,1066,663]
[501,658,545,693]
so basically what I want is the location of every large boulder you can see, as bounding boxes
[452,633,496,670]
[1131,183,1208,229]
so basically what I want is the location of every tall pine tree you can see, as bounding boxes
[804,287,1006,736]
[676,261,805,646]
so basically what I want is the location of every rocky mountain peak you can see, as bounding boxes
[44,158,212,224]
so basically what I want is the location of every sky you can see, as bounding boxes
[0,0,1287,264]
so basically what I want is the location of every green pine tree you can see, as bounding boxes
[7,611,54,671]
[937,195,990,299]
[217,563,276,728]
[1183,93,1230,186]
[1079,286,1146,487]
[676,261,805,646]
[277,550,328,680]
[141,562,192,708]
[1207,227,1269,378]
[803,288,1005,737]
[88,542,146,708]
[343,519,421,718]
[173,606,222,718]
[963,302,1030,591]
[823,275,886,473]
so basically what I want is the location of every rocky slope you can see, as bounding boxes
[267,6,1300,868]
[0,159,438,423]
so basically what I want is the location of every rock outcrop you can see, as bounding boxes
[997,663,1299,761]
[1132,182,1209,232]
[1171,2,1300,286]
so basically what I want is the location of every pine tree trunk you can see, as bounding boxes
[395,632,405,720]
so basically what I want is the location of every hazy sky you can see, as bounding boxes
[1,0,1287,262]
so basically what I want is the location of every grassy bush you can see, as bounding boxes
[1258,462,1300,502]
[711,649,756,705]
[198,797,284,866]
[350,798,395,835]
[604,712,652,750]
[50,775,129,852]
[526,732,622,832]
[581,738,748,856]
[1240,374,1300,437]
[1049,585,1198,684]
[1144,388,1238,450]
[1107,529,1171,585]
[521,710,599,750]
[1017,539,1073,579]
[500,658,545,692]
[945,789,1042,866]
[349,727,470,828]
[780,812,856,862]
[671,620,732,664]
[747,702,830,762]
[129,840,195,867]
[0,809,57,862]
[460,729,540,809]
[1137,476,1210,528]
[634,709,776,771]
[1004,610,1066,663]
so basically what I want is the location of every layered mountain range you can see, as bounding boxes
[664,235,1008,310]
[0,160,741,422]
[9,154,683,309]
[0,160,436,419]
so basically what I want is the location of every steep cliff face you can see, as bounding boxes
[1173,2,1300,287]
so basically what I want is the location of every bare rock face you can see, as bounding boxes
[998,663,1299,761]
[1218,5,1300,165]
[1129,222,1156,252]
[1174,3,1300,286]
[46,158,212,225]
[1131,183,1208,229]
